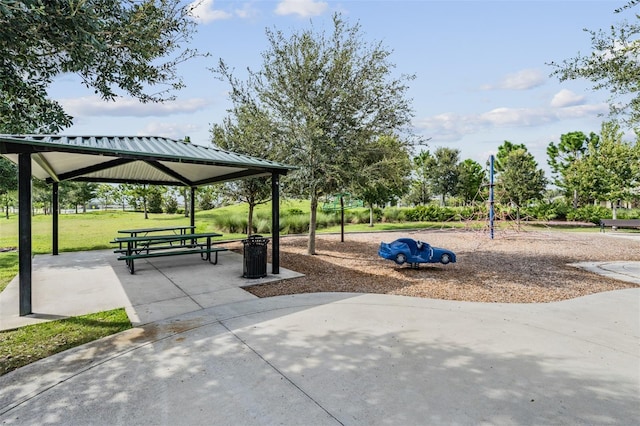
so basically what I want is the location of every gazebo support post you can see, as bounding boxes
[271,172,280,274]
[190,187,196,232]
[18,153,32,316]
[52,182,59,255]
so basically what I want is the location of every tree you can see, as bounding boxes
[549,2,640,126]
[122,184,153,218]
[497,144,547,223]
[572,121,639,218]
[1,0,199,132]
[350,134,412,226]
[455,159,485,205]
[197,185,220,211]
[547,131,599,208]
[147,186,165,214]
[211,104,279,236]
[495,141,527,172]
[213,13,415,254]
[428,147,460,206]
[406,150,434,206]
[66,182,97,213]
[96,184,115,210]
[0,157,17,218]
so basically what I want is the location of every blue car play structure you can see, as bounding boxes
[378,238,456,268]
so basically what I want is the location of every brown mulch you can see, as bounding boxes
[241,230,640,303]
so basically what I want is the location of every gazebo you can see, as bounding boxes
[0,135,295,316]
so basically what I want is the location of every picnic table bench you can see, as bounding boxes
[111,231,227,274]
[599,219,640,232]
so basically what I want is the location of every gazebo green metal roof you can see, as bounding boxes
[0,135,293,186]
[0,134,293,317]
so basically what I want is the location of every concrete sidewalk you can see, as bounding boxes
[0,249,638,424]
[1,290,638,425]
[0,249,304,331]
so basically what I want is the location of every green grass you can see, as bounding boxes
[0,252,18,293]
[0,308,131,376]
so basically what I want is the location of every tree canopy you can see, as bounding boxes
[213,13,416,254]
[548,2,640,126]
[1,0,199,133]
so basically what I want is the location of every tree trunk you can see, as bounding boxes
[573,189,578,209]
[144,196,148,219]
[183,188,189,218]
[247,203,254,236]
[308,195,317,255]
[369,203,374,227]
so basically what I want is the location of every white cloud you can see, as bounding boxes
[60,96,211,117]
[138,122,202,141]
[414,102,606,143]
[275,0,328,17]
[480,107,555,127]
[481,69,546,91]
[550,89,586,108]
[189,0,232,24]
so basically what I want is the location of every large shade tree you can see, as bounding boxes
[549,1,640,126]
[213,13,416,254]
[1,0,199,133]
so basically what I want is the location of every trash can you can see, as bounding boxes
[242,235,269,278]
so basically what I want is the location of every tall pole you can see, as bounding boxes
[18,153,32,316]
[340,195,345,243]
[190,187,196,232]
[489,155,495,240]
[271,173,280,274]
[52,182,59,255]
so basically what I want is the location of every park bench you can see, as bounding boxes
[599,219,640,232]
[111,232,227,274]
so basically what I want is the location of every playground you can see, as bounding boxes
[246,229,640,303]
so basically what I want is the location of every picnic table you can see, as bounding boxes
[111,231,226,274]
[117,225,196,237]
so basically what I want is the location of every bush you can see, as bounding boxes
[566,205,611,224]
[405,205,457,222]
[164,197,178,214]
[382,207,406,223]
[523,200,569,221]
[213,213,248,233]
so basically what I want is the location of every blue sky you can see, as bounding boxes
[49,0,633,174]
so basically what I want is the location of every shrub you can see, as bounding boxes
[164,197,178,214]
[382,207,406,222]
[523,200,569,221]
[566,205,611,224]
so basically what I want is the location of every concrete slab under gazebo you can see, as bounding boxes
[0,135,295,316]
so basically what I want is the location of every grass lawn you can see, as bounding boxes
[0,308,131,376]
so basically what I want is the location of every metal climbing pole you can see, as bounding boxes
[489,155,495,240]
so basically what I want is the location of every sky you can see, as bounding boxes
[48,0,635,175]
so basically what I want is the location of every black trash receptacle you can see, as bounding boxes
[242,235,269,278]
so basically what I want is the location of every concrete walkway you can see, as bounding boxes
[0,249,303,331]
[1,290,638,425]
[0,249,639,424]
